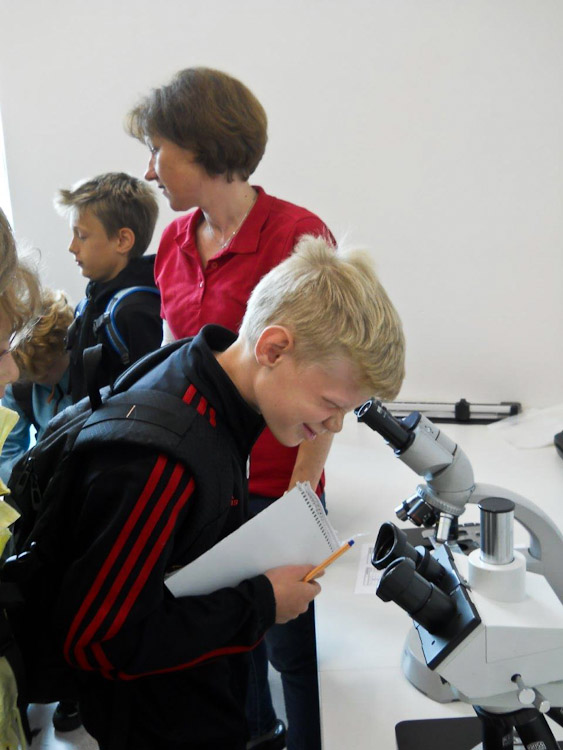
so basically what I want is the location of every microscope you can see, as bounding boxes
[355,399,563,750]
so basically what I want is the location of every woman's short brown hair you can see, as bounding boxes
[127,67,268,182]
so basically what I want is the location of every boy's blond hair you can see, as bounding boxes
[239,234,405,400]
[0,207,42,335]
[54,172,159,258]
[13,288,74,381]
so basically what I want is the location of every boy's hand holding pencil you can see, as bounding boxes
[265,565,323,624]
[264,539,355,624]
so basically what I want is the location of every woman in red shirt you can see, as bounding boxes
[128,68,333,750]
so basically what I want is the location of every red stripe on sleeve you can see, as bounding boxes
[103,477,195,641]
[71,461,187,670]
[117,638,265,680]
[64,454,169,667]
[91,642,113,674]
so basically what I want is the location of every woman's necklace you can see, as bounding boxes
[211,192,257,251]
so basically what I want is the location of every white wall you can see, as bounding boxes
[0,0,561,408]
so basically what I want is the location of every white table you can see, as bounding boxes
[317,415,563,749]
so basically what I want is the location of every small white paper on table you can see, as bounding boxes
[354,544,381,594]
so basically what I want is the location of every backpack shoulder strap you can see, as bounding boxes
[82,337,192,413]
[72,388,237,475]
[65,296,89,354]
[74,389,199,462]
[74,296,89,319]
[82,344,105,411]
[111,338,192,393]
[10,382,37,429]
[93,286,161,365]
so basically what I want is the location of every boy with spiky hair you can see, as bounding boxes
[57,234,405,750]
[55,172,162,402]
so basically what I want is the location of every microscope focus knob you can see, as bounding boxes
[533,691,551,714]
[512,674,549,711]
[513,674,534,704]
[517,688,535,706]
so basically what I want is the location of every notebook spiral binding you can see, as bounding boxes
[296,482,340,551]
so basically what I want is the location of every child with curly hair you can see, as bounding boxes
[0,288,74,485]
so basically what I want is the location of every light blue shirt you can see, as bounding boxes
[0,370,71,485]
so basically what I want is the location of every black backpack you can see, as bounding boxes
[0,337,205,739]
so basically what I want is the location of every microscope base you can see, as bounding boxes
[396,717,482,749]
[395,717,563,750]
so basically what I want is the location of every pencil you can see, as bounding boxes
[303,539,355,582]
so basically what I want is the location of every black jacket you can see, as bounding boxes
[57,326,275,749]
[67,256,162,403]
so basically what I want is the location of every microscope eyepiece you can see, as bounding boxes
[354,400,415,453]
[376,557,456,634]
[354,400,373,421]
[372,522,445,585]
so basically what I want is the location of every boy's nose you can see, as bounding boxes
[324,411,344,434]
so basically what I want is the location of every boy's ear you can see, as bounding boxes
[254,326,295,367]
[116,227,135,255]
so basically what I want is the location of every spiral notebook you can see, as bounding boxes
[165,482,341,597]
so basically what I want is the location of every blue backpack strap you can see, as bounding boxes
[93,286,161,365]
[74,297,89,318]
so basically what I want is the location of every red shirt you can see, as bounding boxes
[155,186,331,498]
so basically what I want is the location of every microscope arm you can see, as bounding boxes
[355,400,563,601]
[470,483,563,603]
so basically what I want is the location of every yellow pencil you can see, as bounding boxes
[303,539,355,582]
